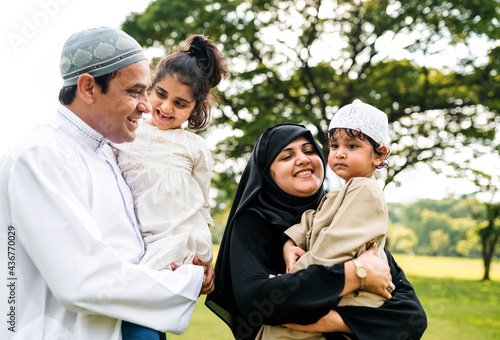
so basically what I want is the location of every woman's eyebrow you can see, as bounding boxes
[280,142,313,152]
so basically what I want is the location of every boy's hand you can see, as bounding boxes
[283,239,305,273]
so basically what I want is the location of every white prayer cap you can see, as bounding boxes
[328,99,389,145]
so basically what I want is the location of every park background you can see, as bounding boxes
[2,0,499,339]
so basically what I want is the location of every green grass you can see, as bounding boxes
[394,254,500,340]
[167,251,500,339]
[168,295,233,340]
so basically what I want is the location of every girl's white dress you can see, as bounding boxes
[115,122,213,270]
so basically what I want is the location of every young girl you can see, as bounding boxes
[258,99,393,340]
[114,34,227,338]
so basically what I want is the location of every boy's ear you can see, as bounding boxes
[373,146,388,166]
[76,74,97,104]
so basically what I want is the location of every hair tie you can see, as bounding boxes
[188,44,206,59]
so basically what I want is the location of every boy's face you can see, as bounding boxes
[328,129,386,182]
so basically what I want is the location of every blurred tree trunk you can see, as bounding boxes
[480,204,500,280]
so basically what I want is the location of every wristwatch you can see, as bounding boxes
[352,258,367,289]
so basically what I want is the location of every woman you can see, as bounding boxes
[206,124,427,340]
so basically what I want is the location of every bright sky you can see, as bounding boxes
[0,0,478,203]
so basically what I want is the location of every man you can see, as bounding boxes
[0,27,213,340]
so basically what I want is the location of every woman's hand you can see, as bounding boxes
[283,310,352,334]
[357,243,392,299]
[283,239,305,273]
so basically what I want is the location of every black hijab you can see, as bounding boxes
[233,123,325,227]
[206,123,326,336]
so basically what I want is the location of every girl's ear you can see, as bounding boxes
[191,100,207,116]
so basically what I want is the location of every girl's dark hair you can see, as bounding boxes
[58,72,117,105]
[151,34,228,130]
[327,128,389,169]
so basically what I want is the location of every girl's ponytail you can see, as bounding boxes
[186,34,227,89]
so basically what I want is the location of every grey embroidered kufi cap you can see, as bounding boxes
[328,99,389,146]
[60,27,147,86]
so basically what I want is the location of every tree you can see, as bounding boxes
[462,170,500,281]
[387,220,418,254]
[465,199,500,281]
[445,112,500,280]
[430,229,450,256]
[393,198,480,257]
[122,0,500,207]
[456,226,481,257]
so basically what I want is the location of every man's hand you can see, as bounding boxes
[193,257,215,295]
[283,310,352,334]
[283,239,305,273]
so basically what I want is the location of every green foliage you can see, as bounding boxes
[388,220,418,253]
[430,229,450,256]
[122,0,500,209]
[456,228,481,257]
[209,207,230,245]
[387,198,492,257]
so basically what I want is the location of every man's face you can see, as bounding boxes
[89,60,152,143]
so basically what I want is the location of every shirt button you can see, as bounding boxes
[157,136,165,143]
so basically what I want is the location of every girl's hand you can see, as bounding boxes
[283,310,352,334]
[193,257,215,295]
[283,239,305,273]
[358,243,393,299]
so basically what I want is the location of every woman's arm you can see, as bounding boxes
[230,212,392,327]
[281,244,393,335]
[337,249,428,340]
[231,212,343,326]
[282,249,425,339]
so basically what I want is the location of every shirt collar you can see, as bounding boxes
[57,105,108,151]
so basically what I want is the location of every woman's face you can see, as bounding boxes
[269,136,324,197]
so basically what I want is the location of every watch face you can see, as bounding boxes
[357,267,367,278]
